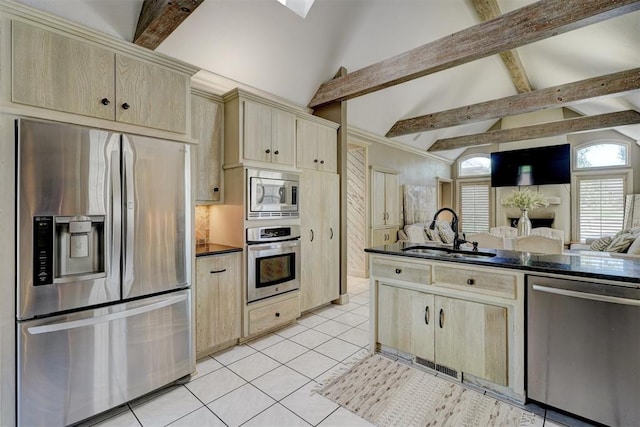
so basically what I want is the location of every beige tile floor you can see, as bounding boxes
[79,276,589,427]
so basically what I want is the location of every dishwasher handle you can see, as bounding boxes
[532,284,640,307]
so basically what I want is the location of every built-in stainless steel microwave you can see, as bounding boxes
[247,169,299,219]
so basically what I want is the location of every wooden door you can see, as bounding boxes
[271,109,295,166]
[371,171,387,227]
[12,21,115,120]
[377,284,434,360]
[191,95,223,203]
[299,172,323,312]
[243,100,272,162]
[371,227,395,247]
[435,296,508,385]
[115,54,188,133]
[384,173,400,226]
[321,173,340,303]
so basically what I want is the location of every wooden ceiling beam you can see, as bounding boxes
[134,0,203,50]
[308,0,640,109]
[428,110,640,152]
[469,0,533,93]
[386,68,640,137]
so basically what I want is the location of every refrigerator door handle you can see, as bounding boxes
[122,135,135,296]
[26,294,187,335]
[110,136,122,284]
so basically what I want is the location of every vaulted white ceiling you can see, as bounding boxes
[14,0,640,160]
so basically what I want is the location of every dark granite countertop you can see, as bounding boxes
[195,243,243,257]
[365,242,640,286]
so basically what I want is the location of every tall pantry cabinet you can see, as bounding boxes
[370,168,400,249]
[297,117,340,312]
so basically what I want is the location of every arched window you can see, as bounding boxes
[575,142,628,169]
[458,155,491,177]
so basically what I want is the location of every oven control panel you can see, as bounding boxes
[246,225,301,243]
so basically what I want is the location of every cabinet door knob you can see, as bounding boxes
[425,306,430,325]
[314,159,319,163]
[466,278,475,285]
[320,160,325,164]
[395,268,402,274]
[275,312,280,317]
[210,269,227,274]
[439,309,444,328]
[101,98,110,106]
[265,149,271,154]
[274,150,279,155]
[121,102,130,110]
[213,187,219,192]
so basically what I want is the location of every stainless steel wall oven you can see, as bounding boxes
[246,225,300,303]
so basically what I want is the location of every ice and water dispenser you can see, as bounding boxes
[33,215,105,285]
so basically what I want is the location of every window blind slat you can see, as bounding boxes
[460,183,490,234]
[578,176,625,240]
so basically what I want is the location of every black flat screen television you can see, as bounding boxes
[490,144,571,187]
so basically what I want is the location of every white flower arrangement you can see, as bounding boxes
[501,189,549,210]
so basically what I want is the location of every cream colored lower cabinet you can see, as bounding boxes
[377,284,434,361]
[195,253,241,358]
[435,296,508,386]
[371,226,398,247]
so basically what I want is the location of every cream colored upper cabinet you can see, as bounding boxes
[371,170,400,227]
[191,93,223,203]
[12,20,115,121]
[243,100,295,166]
[296,119,337,173]
[115,55,188,133]
[12,21,189,134]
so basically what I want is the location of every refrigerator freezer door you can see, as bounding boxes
[17,119,121,319]
[17,289,193,427]
[122,135,189,299]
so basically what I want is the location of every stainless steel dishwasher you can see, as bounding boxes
[527,275,640,426]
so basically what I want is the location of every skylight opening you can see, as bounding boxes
[276,0,315,18]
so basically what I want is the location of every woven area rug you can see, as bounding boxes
[318,354,540,427]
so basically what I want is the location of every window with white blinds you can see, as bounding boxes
[577,175,625,241]
[459,182,490,233]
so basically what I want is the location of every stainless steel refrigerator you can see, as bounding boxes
[16,119,193,426]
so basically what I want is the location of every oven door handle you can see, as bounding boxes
[248,240,300,251]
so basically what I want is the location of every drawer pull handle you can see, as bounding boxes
[439,309,444,328]
[424,306,430,325]
[395,268,402,274]
[466,278,475,285]
[210,269,227,274]
[275,312,280,317]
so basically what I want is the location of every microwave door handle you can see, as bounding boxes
[122,136,135,297]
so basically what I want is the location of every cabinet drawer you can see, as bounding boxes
[248,294,300,336]
[433,265,518,299]
[371,258,431,285]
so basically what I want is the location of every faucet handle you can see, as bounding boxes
[472,241,479,252]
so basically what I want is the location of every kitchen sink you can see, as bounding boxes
[402,246,496,259]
